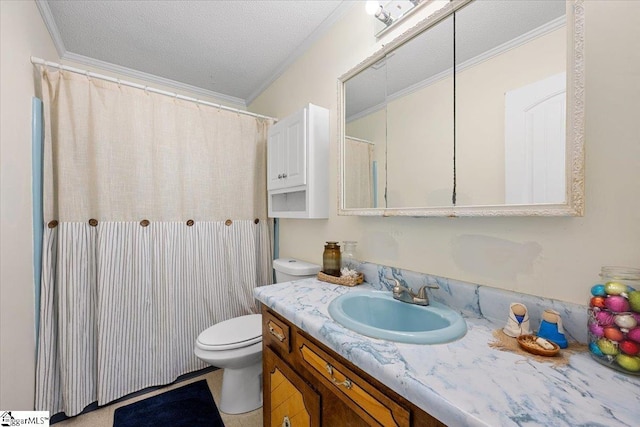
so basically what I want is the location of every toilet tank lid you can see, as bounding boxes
[273,258,321,276]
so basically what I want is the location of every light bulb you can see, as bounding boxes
[365,0,381,16]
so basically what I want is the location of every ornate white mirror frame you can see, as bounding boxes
[337,0,584,217]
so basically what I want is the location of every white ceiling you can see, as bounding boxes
[37,0,353,108]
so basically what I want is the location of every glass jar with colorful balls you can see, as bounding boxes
[588,266,640,375]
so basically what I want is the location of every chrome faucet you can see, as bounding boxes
[386,277,439,306]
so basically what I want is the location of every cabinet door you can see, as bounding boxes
[296,333,410,427]
[282,108,306,188]
[267,109,307,191]
[264,346,320,427]
[268,123,287,190]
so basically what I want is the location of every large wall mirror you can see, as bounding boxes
[338,0,584,217]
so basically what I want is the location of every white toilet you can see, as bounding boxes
[193,257,320,414]
[272,257,322,283]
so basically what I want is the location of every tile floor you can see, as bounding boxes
[55,369,262,427]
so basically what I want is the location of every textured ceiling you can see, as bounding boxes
[41,0,349,106]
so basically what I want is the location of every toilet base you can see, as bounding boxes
[219,359,263,414]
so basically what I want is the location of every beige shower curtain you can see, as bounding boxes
[35,69,273,416]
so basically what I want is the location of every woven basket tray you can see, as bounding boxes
[517,334,560,357]
[317,271,363,287]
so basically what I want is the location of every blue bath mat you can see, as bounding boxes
[113,379,224,427]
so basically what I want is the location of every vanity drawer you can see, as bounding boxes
[263,309,291,353]
[296,333,410,427]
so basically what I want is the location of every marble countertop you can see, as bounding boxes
[255,279,640,427]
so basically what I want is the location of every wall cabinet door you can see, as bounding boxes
[268,109,306,191]
[268,124,286,190]
[263,346,320,427]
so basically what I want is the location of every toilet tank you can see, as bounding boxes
[273,258,321,283]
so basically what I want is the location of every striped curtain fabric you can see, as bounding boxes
[36,220,272,416]
[35,68,274,416]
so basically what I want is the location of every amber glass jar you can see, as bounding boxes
[323,242,341,277]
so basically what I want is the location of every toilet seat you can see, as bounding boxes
[196,314,262,351]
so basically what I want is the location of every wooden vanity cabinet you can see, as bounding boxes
[262,307,446,427]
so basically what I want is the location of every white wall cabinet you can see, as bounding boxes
[267,108,306,190]
[268,104,329,219]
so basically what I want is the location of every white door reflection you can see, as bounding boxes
[505,72,566,205]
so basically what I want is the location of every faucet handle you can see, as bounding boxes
[417,284,439,299]
[385,277,402,290]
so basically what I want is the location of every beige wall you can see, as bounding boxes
[0,0,59,410]
[387,76,454,208]
[457,27,565,205]
[250,1,640,305]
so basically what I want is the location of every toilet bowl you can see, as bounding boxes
[194,314,263,414]
[194,258,320,415]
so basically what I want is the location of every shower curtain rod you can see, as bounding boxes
[31,56,278,122]
[346,135,375,144]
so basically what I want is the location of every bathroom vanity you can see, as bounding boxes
[255,271,639,427]
[262,306,443,427]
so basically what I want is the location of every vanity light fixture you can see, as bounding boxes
[365,1,394,26]
[365,1,436,36]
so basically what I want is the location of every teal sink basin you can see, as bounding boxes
[328,290,467,344]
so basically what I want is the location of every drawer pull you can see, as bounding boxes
[268,323,285,342]
[325,363,352,389]
[282,415,291,427]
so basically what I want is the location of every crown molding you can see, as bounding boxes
[35,0,66,57]
[346,102,384,124]
[456,15,566,75]
[245,1,357,106]
[61,51,246,109]
[35,0,353,109]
